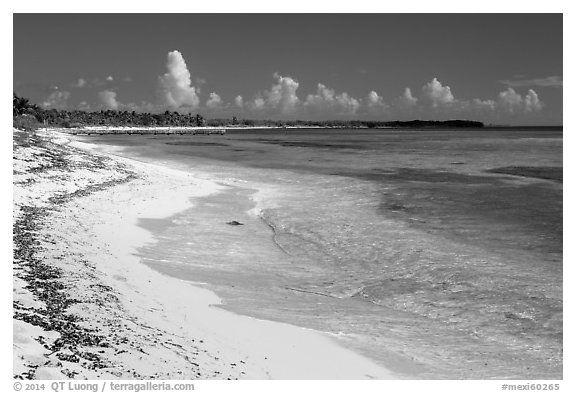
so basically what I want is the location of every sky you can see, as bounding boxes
[13,13,563,125]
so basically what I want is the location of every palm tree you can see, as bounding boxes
[13,93,31,116]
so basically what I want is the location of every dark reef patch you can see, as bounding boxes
[486,166,562,182]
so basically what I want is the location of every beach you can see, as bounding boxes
[12,128,398,380]
[12,12,564,384]
[13,126,563,380]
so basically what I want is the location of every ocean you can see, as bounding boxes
[83,127,562,379]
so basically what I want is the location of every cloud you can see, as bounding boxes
[158,50,200,110]
[335,92,360,114]
[421,78,454,108]
[234,95,244,108]
[470,98,496,111]
[98,90,120,110]
[41,90,71,109]
[106,75,114,82]
[496,87,544,114]
[397,87,418,107]
[524,89,543,112]
[499,76,562,89]
[72,78,87,88]
[252,73,300,114]
[365,91,388,114]
[96,92,155,113]
[366,91,384,107]
[497,88,524,113]
[206,92,223,109]
[304,83,360,115]
[251,97,266,110]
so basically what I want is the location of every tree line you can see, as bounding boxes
[13,93,484,130]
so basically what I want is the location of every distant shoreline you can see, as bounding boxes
[44,124,563,136]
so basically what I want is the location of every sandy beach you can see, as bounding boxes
[12,127,398,380]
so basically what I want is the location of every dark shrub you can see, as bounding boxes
[13,114,41,131]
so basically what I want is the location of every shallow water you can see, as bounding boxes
[84,128,562,378]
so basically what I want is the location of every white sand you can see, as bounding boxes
[13,129,397,379]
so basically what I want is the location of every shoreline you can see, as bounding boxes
[13,128,398,380]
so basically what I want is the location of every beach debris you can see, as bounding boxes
[226,220,244,226]
[13,128,247,381]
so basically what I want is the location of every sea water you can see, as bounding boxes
[85,128,562,379]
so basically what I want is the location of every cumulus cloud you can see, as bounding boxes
[366,91,385,108]
[98,90,120,110]
[106,75,114,82]
[158,50,200,110]
[234,95,244,108]
[251,97,266,111]
[421,78,454,108]
[491,87,545,114]
[304,83,360,115]
[41,90,71,109]
[256,73,300,114]
[497,88,524,113]
[363,91,389,117]
[335,92,361,114]
[499,76,562,89]
[206,92,223,109]
[470,98,496,111]
[524,89,543,112]
[397,87,418,107]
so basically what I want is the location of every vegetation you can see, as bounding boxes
[13,114,41,131]
[13,93,484,130]
[13,94,42,131]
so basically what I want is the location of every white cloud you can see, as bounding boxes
[497,88,543,113]
[251,97,266,110]
[98,90,120,110]
[304,83,360,115]
[260,73,300,114]
[106,75,114,82]
[422,78,454,108]
[366,90,388,113]
[471,98,496,111]
[234,95,244,108]
[158,50,200,110]
[473,87,544,115]
[335,92,361,114]
[397,87,418,107]
[304,83,334,108]
[367,91,382,106]
[498,88,524,113]
[500,76,562,89]
[206,92,223,109]
[524,89,543,112]
[41,90,71,109]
